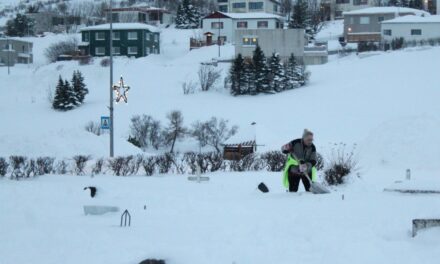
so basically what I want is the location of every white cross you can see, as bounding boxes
[187,164,210,183]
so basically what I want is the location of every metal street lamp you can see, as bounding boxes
[109,0,114,157]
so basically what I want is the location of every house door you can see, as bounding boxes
[206,35,212,45]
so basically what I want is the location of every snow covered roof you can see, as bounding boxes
[223,124,256,146]
[81,23,160,32]
[205,11,283,20]
[343,7,430,16]
[381,15,440,24]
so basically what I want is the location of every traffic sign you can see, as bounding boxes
[101,116,110,129]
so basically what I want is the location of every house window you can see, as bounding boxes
[257,21,268,28]
[411,29,422,35]
[232,2,246,8]
[154,34,159,42]
[249,2,263,9]
[383,29,392,36]
[219,5,228,12]
[353,0,368,5]
[211,22,224,29]
[378,16,384,22]
[336,0,350,3]
[112,32,120,40]
[237,21,248,28]
[360,16,370,25]
[349,17,354,24]
[83,32,89,42]
[128,46,138,55]
[95,47,105,55]
[95,32,105,40]
[128,31,138,40]
[242,37,258,46]
[112,46,120,55]
[146,33,150,41]
[146,47,150,54]
[218,0,228,2]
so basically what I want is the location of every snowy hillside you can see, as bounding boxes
[2,28,440,169]
[1,20,440,264]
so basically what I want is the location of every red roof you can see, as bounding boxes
[203,11,231,19]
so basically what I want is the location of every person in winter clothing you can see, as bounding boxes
[282,129,317,192]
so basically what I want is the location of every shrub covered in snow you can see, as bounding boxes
[324,143,358,185]
[44,38,78,63]
[260,151,286,172]
[0,158,9,177]
[72,155,91,175]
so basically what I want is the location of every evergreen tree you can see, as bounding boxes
[64,80,76,110]
[71,70,88,105]
[6,14,34,37]
[252,46,270,94]
[296,60,310,86]
[230,54,247,95]
[53,76,75,111]
[408,0,423,9]
[243,59,256,95]
[268,53,285,92]
[175,0,200,29]
[284,53,300,90]
[289,0,309,29]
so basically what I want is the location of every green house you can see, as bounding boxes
[79,23,160,58]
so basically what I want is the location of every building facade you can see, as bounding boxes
[0,38,33,66]
[343,7,429,42]
[217,0,281,14]
[201,11,283,44]
[26,11,82,34]
[381,15,440,42]
[106,6,173,26]
[234,29,304,59]
[79,23,160,58]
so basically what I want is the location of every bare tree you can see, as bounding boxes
[307,0,325,38]
[198,65,222,91]
[191,117,238,153]
[44,38,78,63]
[163,110,187,153]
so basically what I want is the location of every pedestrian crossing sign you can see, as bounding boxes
[101,116,110,129]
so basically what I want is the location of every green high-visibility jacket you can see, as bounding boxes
[283,154,317,189]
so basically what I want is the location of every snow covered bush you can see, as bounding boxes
[142,156,156,176]
[85,121,102,136]
[54,160,69,175]
[72,155,91,175]
[198,65,221,91]
[108,156,131,176]
[155,153,177,174]
[35,157,55,175]
[92,158,104,175]
[357,42,379,53]
[0,158,9,177]
[44,38,78,63]
[324,143,358,185]
[260,151,286,172]
[129,115,163,150]
[9,156,27,180]
[139,259,166,264]
[100,58,110,67]
[182,80,197,95]
[228,153,261,172]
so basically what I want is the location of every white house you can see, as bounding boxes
[200,11,283,44]
[381,15,440,42]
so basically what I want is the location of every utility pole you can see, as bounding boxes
[218,17,221,57]
[109,0,114,157]
[7,37,10,75]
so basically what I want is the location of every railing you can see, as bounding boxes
[190,38,224,50]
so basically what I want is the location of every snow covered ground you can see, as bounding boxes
[1,24,440,264]
[1,171,440,264]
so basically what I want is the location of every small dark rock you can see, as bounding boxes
[139,259,166,264]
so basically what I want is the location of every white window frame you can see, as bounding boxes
[83,32,89,42]
[146,47,150,54]
[257,21,268,28]
[383,29,392,36]
[95,47,105,55]
[146,33,150,41]
[127,46,138,55]
[411,29,422,35]
[95,32,105,40]
[154,34,159,42]
[237,21,248,28]
[112,46,120,55]
[211,22,224,29]
[242,36,258,46]
[128,31,138,40]
[112,32,120,40]
[360,16,370,25]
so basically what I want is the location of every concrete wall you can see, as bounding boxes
[381,22,440,42]
[234,29,304,60]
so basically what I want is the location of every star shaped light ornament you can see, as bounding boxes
[113,76,130,104]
